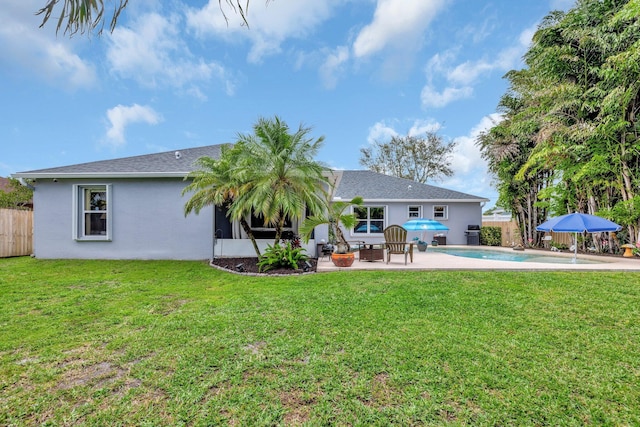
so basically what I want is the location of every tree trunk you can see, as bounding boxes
[239,218,261,257]
[333,223,350,253]
[515,203,526,246]
[273,214,286,246]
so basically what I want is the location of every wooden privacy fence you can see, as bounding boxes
[482,220,522,246]
[482,219,573,247]
[0,208,33,257]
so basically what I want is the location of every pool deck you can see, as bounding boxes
[316,245,640,272]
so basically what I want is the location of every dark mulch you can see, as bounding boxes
[210,257,317,275]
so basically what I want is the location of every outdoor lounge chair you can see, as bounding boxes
[383,225,413,265]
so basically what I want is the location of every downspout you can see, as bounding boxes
[18,177,36,190]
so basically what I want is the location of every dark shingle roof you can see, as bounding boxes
[334,170,487,201]
[13,145,487,201]
[13,145,227,178]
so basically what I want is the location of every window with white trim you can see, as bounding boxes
[73,184,112,241]
[408,205,422,218]
[433,205,448,220]
[353,206,385,234]
[249,211,294,239]
[250,211,293,230]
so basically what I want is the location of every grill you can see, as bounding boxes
[465,224,480,245]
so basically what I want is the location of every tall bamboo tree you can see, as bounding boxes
[479,0,640,248]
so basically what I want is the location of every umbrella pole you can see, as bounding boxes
[573,232,577,263]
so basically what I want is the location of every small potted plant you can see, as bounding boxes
[300,194,364,267]
[414,237,428,252]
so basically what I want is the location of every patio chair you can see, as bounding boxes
[383,225,413,265]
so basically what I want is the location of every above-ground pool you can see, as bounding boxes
[429,247,603,264]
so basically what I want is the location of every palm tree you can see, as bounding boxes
[231,116,329,246]
[182,143,262,257]
[184,116,329,256]
[37,0,263,35]
[299,192,363,254]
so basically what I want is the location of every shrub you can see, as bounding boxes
[258,241,308,272]
[281,232,302,249]
[551,241,569,251]
[480,226,501,246]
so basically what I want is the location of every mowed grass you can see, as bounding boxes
[1,258,639,426]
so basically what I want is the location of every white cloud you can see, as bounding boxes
[186,0,336,63]
[407,120,442,136]
[448,60,494,86]
[452,112,502,173]
[421,85,473,108]
[519,24,537,47]
[437,26,533,88]
[425,50,458,77]
[0,0,96,89]
[352,0,447,59]
[104,104,163,147]
[319,46,350,89]
[441,113,503,199]
[421,24,535,109]
[107,12,233,96]
[366,121,399,144]
[366,118,444,145]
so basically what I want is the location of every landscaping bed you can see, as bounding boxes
[210,256,317,274]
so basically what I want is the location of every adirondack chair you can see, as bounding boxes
[383,225,413,265]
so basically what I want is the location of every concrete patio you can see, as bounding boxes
[316,245,640,272]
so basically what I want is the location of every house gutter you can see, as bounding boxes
[349,198,491,203]
[11,172,190,180]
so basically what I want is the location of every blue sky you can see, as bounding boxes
[1,0,575,207]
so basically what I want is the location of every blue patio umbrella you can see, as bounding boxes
[536,213,621,262]
[402,218,449,242]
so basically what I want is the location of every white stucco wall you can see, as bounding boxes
[215,239,317,258]
[33,178,214,259]
[31,179,484,260]
[338,201,483,246]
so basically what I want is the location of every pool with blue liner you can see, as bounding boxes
[429,247,603,264]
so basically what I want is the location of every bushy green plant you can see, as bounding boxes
[480,226,501,246]
[300,193,363,254]
[551,241,569,251]
[257,241,308,272]
[0,178,33,210]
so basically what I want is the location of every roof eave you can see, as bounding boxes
[334,197,490,203]
[11,172,190,179]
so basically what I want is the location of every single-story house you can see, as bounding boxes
[12,144,489,259]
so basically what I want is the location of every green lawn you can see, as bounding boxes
[1,257,639,426]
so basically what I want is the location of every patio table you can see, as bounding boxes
[359,243,385,262]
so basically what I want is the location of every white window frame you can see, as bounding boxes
[408,205,422,218]
[433,205,448,220]
[72,184,112,241]
[352,205,386,235]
